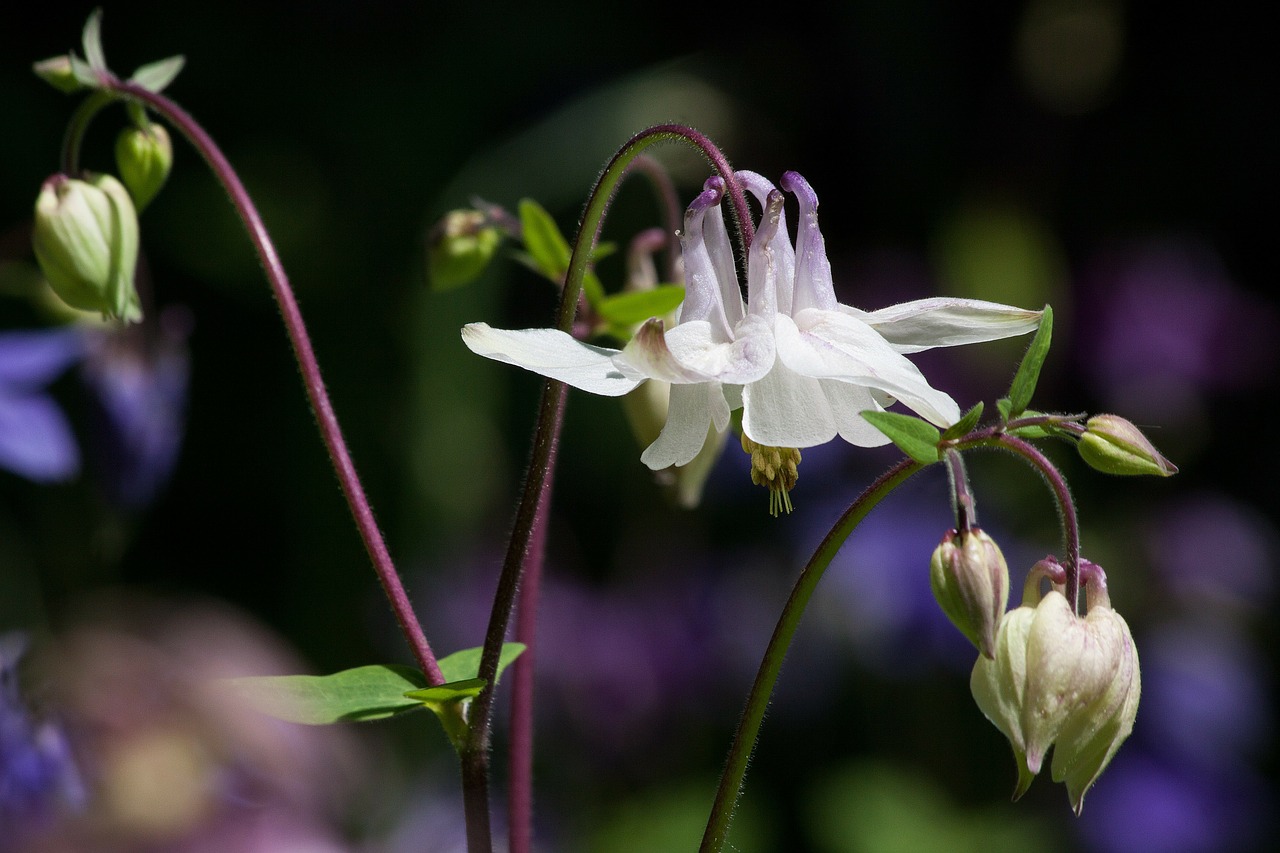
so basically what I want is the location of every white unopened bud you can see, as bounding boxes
[931,528,1010,659]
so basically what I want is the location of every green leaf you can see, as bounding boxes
[435,642,526,686]
[403,677,486,704]
[130,55,185,93]
[941,401,984,441]
[516,199,606,306]
[519,199,572,281]
[81,9,107,74]
[220,664,429,725]
[861,411,942,464]
[596,285,685,325]
[1005,304,1053,418]
[217,643,525,728]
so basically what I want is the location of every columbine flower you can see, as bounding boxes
[462,171,1041,475]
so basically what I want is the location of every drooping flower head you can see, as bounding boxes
[463,171,1041,502]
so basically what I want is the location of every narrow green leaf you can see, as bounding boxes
[861,411,942,464]
[596,285,685,325]
[129,55,185,93]
[403,677,486,703]
[996,397,1013,421]
[436,642,526,685]
[1005,304,1053,418]
[220,664,429,725]
[519,199,572,281]
[81,9,107,73]
[941,401,984,440]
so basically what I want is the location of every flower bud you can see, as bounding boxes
[1021,590,1119,775]
[1050,591,1141,814]
[32,55,83,93]
[32,173,141,323]
[115,122,173,211]
[930,528,1010,659]
[970,603,1038,798]
[1078,414,1176,477]
[427,210,501,291]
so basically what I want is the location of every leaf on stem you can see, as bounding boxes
[1004,304,1053,418]
[517,198,605,306]
[595,285,685,326]
[941,401,984,441]
[129,56,186,93]
[220,664,431,725]
[81,8,108,75]
[862,411,942,464]
[218,643,525,726]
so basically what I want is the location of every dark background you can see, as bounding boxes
[3,2,1276,851]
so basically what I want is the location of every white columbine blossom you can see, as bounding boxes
[462,171,1041,470]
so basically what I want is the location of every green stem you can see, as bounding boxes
[700,457,925,853]
[461,124,751,853]
[59,89,113,174]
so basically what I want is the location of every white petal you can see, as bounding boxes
[702,199,746,331]
[746,190,785,322]
[640,381,729,469]
[617,319,713,383]
[849,298,1043,354]
[461,323,641,396]
[678,180,737,342]
[780,172,838,315]
[664,315,776,385]
[737,171,795,314]
[820,380,892,447]
[741,360,837,448]
[778,311,962,427]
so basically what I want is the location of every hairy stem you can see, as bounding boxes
[464,124,748,853]
[102,81,444,683]
[992,433,1082,610]
[700,457,925,853]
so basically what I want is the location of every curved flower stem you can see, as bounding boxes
[59,90,114,175]
[93,80,445,684]
[700,457,925,853]
[625,154,684,282]
[462,124,749,853]
[989,433,1082,610]
[945,423,1083,609]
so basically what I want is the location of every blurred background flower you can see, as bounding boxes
[3,2,1275,851]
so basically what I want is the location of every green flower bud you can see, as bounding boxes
[32,173,141,323]
[1050,583,1141,814]
[115,122,173,211]
[931,528,1010,659]
[1078,414,1177,477]
[33,55,83,93]
[427,210,501,291]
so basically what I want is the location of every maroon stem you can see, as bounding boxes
[462,123,747,853]
[111,80,444,683]
[994,433,1082,610]
[507,395,560,853]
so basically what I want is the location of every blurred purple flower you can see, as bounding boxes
[81,308,191,508]
[1078,239,1277,419]
[1144,492,1276,611]
[1078,753,1268,853]
[0,313,189,508]
[0,328,85,482]
[1139,624,1270,772]
[1,633,85,848]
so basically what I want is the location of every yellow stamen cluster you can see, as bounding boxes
[740,434,802,516]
